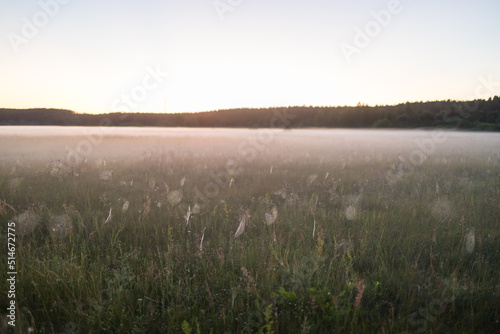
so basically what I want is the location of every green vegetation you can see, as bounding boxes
[1,142,499,333]
[1,96,500,130]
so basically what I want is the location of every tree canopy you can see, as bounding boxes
[1,97,499,130]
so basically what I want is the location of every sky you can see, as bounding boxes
[1,0,500,114]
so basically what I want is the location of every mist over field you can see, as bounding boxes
[1,127,500,332]
[2,126,499,165]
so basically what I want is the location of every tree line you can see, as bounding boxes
[1,97,499,130]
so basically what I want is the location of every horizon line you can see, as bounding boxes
[2,95,499,116]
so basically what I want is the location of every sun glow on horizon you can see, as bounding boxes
[1,0,499,114]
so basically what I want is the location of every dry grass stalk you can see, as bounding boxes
[355,279,365,310]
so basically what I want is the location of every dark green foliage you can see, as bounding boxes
[1,96,500,130]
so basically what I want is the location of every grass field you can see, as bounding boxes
[1,128,500,333]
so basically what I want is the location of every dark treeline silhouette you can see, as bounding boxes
[1,97,500,130]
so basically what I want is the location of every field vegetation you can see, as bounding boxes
[1,129,499,333]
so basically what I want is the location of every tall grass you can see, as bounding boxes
[1,148,499,333]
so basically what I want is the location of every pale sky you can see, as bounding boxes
[1,0,499,114]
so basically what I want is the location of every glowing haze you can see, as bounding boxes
[1,0,499,114]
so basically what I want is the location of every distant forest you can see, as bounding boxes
[1,97,500,130]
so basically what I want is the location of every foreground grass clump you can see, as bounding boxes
[1,150,499,333]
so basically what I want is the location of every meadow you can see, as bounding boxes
[1,127,499,333]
